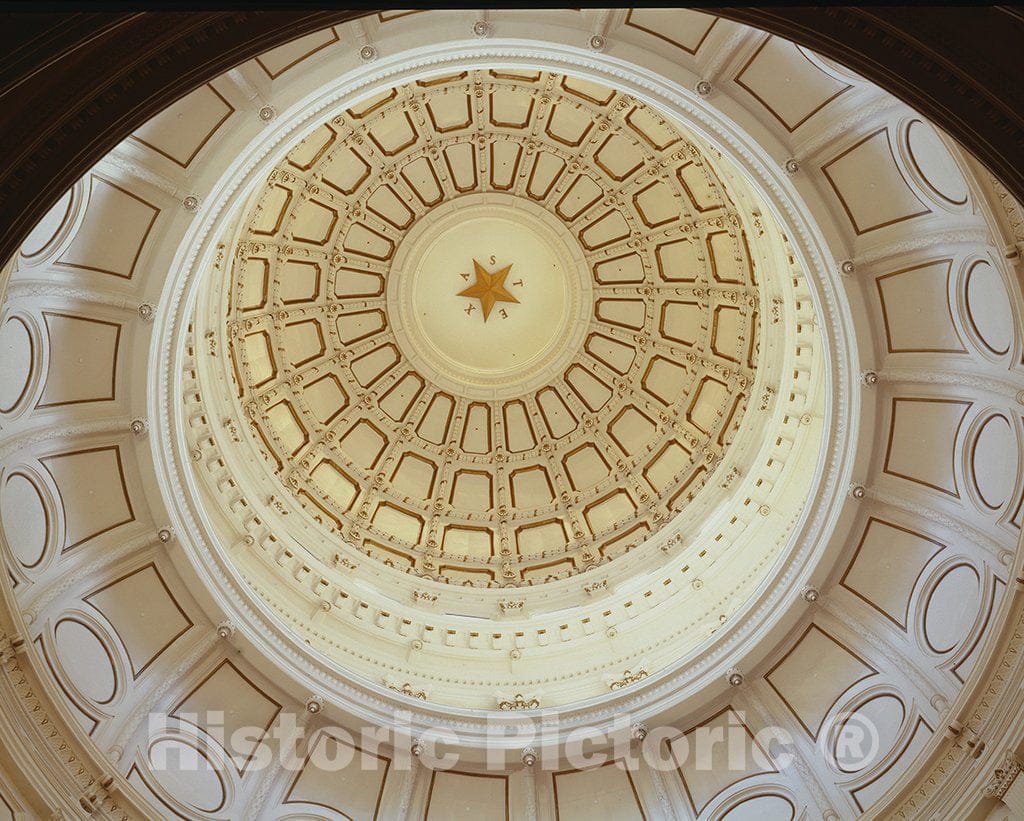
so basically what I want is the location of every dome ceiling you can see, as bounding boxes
[0,9,1022,821]
[222,70,762,586]
[187,65,823,709]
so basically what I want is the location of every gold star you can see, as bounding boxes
[457,259,520,321]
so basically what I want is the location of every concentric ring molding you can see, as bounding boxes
[152,41,856,740]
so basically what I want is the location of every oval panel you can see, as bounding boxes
[905,119,969,206]
[0,316,33,412]
[720,794,795,821]
[20,189,73,259]
[965,260,1015,356]
[834,694,905,773]
[53,618,116,704]
[1,472,49,568]
[148,738,226,813]
[924,563,981,654]
[971,414,1016,509]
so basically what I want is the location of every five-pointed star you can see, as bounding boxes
[457,259,520,321]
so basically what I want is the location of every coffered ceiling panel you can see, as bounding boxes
[255,27,341,80]
[552,763,645,821]
[129,82,235,169]
[874,260,965,354]
[1,471,50,569]
[884,398,971,497]
[964,259,1016,357]
[425,771,509,821]
[38,312,121,407]
[822,128,930,235]
[0,315,33,412]
[903,119,970,208]
[55,175,159,279]
[83,562,192,679]
[623,8,718,55]
[171,660,281,774]
[850,719,933,812]
[283,730,390,820]
[765,625,877,738]
[840,517,945,629]
[40,446,134,552]
[669,707,776,816]
[735,36,852,132]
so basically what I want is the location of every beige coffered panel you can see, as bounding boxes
[55,175,159,279]
[38,312,121,407]
[840,517,945,629]
[552,762,645,820]
[425,770,509,821]
[83,562,192,680]
[901,119,971,208]
[883,397,971,497]
[0,315,35,413]
[255,27,341,80]
[282,729,391,819]
[765,624,877,738]
[874,259,965,354]
[734,36,852,132]
[16,187,77,265]
[849,718,933,812]
[963,258,1017,357]
[821,128,930,235]
[622,9,718,55]
[1,472,49,569]
[170,659,282,774]
[967,413,1018,510]
[126,737,230,818]
[40,445,134,552]
[668,707,776,816]
[129,82,235,169]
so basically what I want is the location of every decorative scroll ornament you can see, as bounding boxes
[412,589,438,606]
[983,751,1022,799]
[497,692,540,710]
[385,677,428,700]
[608,667,649,690]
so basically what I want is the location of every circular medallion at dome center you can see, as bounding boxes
[388,194,591,400]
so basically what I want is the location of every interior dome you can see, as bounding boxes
[0,9,1022,821]
[178,66,827,711]
[215,69,769,585]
